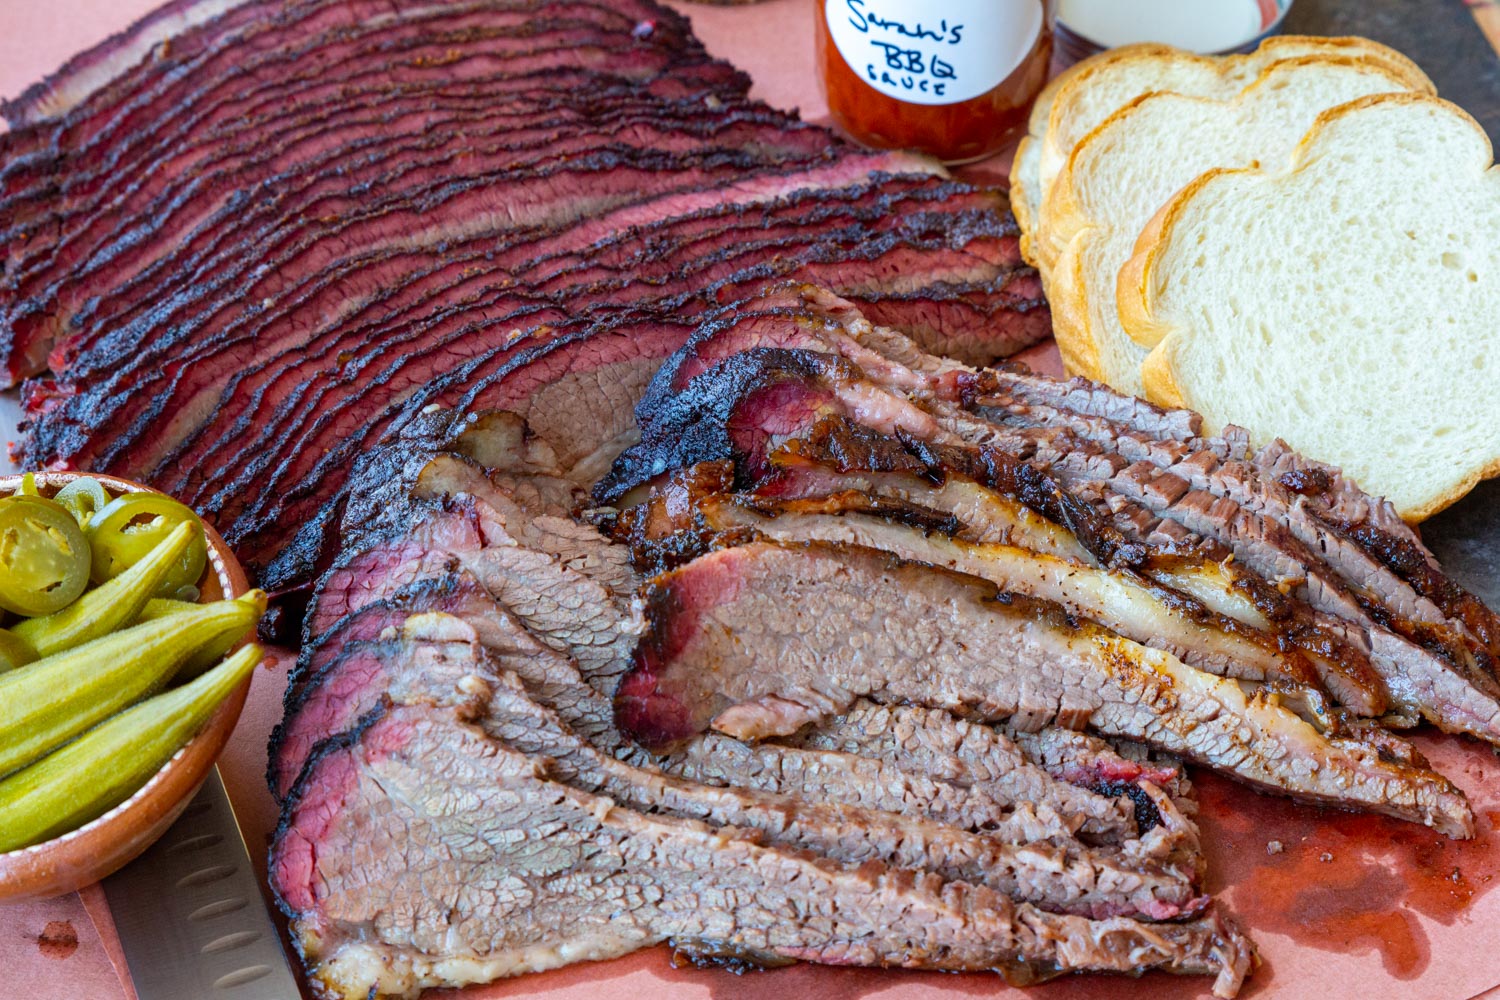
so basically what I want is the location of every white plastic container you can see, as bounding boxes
[1055,0,1293,67]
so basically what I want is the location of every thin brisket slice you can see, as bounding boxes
[271,701,1253,999]
[602,288,1500,744]
[613,464,1335,704]
[614,540,1474,838]
[47,172,971,482]
[276,609,1204,920]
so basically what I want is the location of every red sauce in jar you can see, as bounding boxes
[814,0,1055,164]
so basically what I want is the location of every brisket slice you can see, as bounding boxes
[602,343,1165,579]
[11,42,768,343]
[243,315,693,592]
[2,0,625,129]
[51,172,932,450]
[615,540,1474,837]
[755,419,1343,664]
[4,13,716,284]
[603,300,1500,741]
[941,370,1500,666]
[55,173,966,482]
[304,498,634,689]
[785,701,1200,861]
[12,108,839,375]
[845,279,1049,367]
[1013,729,1201,835]
[284,571,488,712]
[614,470,1334,705]
[757,421,1336,666]
[1,0,704,179]
[271,702,1253,999]
[180,215,1015,491]
[284,527,1164,856]
[275,610,1203,919]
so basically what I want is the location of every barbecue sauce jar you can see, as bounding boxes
[814,0,1056,164]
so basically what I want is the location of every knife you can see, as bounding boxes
[101,766,302,999]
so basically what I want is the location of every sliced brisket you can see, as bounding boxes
[604,295,1500,743]
[196,274,1031,588]
[630,281,1500,672]
[271,702,1253,999]
[58,174,971,485]
[615,540,1474,837]
[14,107,839,378]
[5,67,766,312]
[279,609,1204,920]
[2,0,707,183]
[616,479,1338,706]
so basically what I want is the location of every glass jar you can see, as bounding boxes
[813,0,1057,164]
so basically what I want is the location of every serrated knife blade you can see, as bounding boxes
[101,766,301,999]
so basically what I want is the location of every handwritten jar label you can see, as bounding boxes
[824,0,1043,106]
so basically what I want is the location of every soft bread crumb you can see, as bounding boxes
[1118,94,1500,521]
[1015,36,1431,277]
[1047,56,1421,397]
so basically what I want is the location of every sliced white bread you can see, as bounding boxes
[1008,36,1432,274]
[1009,44,1174,268]
[1045,56,1425,394]
[1118,94,1500,521]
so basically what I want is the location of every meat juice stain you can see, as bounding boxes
[688,767,1499,1000]
[691,957,1001,1000]
[1190,768,1499,986]
[516,736,1498,1000]
[36,920,78,960]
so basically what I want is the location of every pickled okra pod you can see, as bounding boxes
[138,598,197,619]
[0,591,266,777]
[135,593,249,679]
[0,628,37,674]
[0,644,263,853]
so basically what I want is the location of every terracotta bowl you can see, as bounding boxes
[0,471,252,904]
